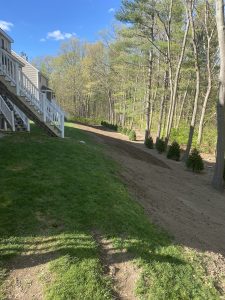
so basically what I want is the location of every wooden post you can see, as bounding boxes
[15,63,20,96]
[43,94,46,122]
[61,114,65,138]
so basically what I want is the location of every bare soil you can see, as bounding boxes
[5,255,47,300]
[92,230,140,300]
[4,215,60,300]
[75,123,225,293]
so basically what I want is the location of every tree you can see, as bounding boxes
[212,0,225,191]
[197,0,217,145]
[183,0,201,161]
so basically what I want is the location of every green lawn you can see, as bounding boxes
[0,123,220,299]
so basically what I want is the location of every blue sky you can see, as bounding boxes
[1,0,122,59]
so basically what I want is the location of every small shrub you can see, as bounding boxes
[156,138,166,154]
[126,129,132,136]
[145,137,154,149]
[112,124,118,131]
[129,130,136,141]
[167,141,181,161]
[122,128,128,135]
[118,126,123,133]
[186,148,204,172]
[101,121,118,131]
[68,116,102,125]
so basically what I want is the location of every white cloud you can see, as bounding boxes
[0,20,13,31]
[108,8,115,13]
[43,30,75,41]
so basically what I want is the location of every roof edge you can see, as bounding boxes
[12,50,40,73]
[0,28,14,43]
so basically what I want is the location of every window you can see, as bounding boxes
[1,39,4,49]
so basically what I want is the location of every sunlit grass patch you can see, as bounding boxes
[0,123,221,299]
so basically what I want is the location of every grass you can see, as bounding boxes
[0,123,221,299]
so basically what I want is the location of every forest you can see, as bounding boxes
[33,0,225,190]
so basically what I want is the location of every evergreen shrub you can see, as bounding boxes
[156,138,166,153]
[186,148,204,172]
[145,137,154,149]
[167,141,181,161]
[129,130,136,141]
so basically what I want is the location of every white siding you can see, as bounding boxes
[12,51,39,88]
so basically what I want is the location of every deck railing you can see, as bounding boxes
[7,98,30,131]
[0,48,64,137]
[0,95,15,131]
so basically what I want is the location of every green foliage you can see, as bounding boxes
[170,124,197,147]
[101,121,118,131]
[167,141,181,161]
[68,116,102,126]
[145,137,154,149]
[186,149,204,172]
[122,127,128,135]
[128,130,136,141]
[100,122,136,141]
[126,128,132,136]
[156,138,166,154]
[200,126,217,154]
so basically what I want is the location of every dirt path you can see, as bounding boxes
[92,230,140,300]
[75,123,225,258]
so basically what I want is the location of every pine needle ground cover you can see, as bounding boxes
[0,123,220,299]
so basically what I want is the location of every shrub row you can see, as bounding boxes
[101,121,118,131]
[101,121,136,141]
[145,137,167,154]
[145,137,205,173]
[117,127,136,141]
[68,116,102,125]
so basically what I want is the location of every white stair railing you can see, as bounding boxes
[7,98,30,131]
[0,95,15,131]
[0,48,64,137]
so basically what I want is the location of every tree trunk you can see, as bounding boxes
[149,89,157,133]
[157,70,169,138]
[166,17,190,140]
[212,0,225,191]
[164,0,174,142]
[108,90,113,123]
[183,1,201,161]
[176,89,188,129]
[197,1,214,145]
[145,13,154,142]
[145,49,153,141]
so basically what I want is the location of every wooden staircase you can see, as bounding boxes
[0,48,64,137]
[0,95,30,132]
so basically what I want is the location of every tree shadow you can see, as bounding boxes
[0,123,224,299]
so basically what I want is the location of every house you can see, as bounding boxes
[0,28,29,132]
[0,28,64,137]
[12,51,53,101]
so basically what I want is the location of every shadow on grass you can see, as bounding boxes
[0,123,221,299]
